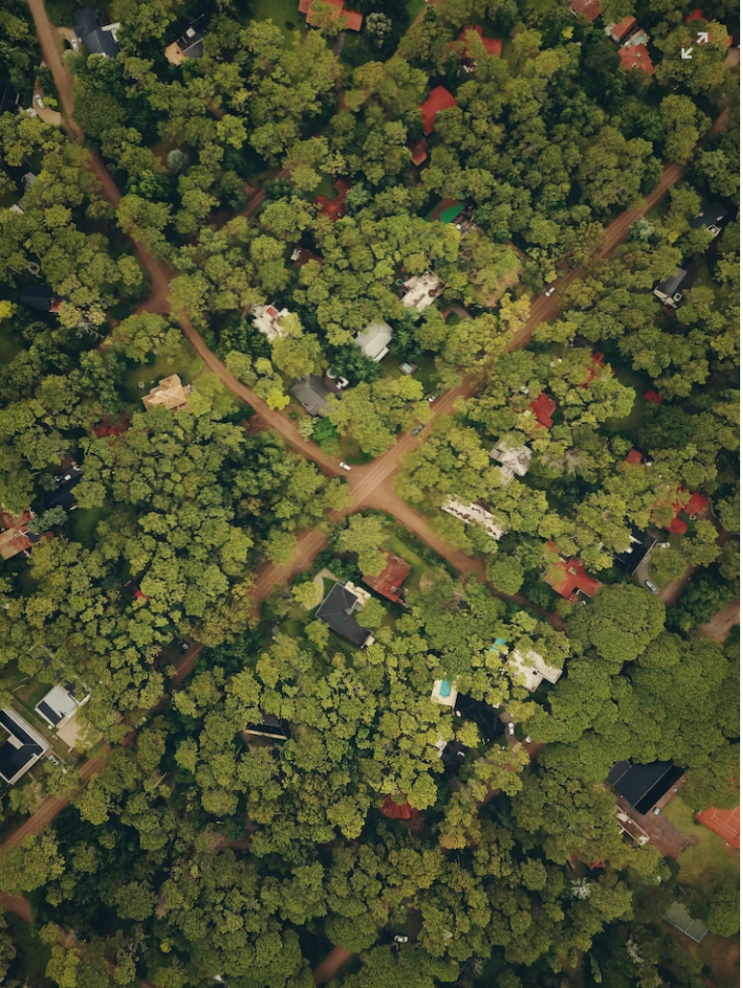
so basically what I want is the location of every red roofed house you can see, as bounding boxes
[450,24,503,66]
[696,805,740,848]
[644,389,664,407]
[544,542,603,601]
[657,489,709,536]
[362,551,412,604]
[685,8,708,21]
[580,352,610,387]
[619,44,655,74]
[530,392,557,429]
[608,16,637,42]
[624,449,645,465]
[570,0,602,21]
[298,0,363,31]
[420,86,457,136]
[381,792,419,820]
[408,137,428,166]
[315,178,351,221]
[685,492,709,516]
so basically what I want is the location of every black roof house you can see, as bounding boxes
[454,693,504,743]
[19,284,55,312]
[653,260,698,309]
[690,200,729,238]
[0,80,20,116]
[43,460,83,511]
[74,8,120,57]
[244,713,289,742]
[0,709,49,784]
[614,524,656,574]
[315,582,373,648]
[606,760,684,815]
[290,374,333,417]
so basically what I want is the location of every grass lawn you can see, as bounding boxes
[69,506,108,548]
[245,0,307,46]
[121,344,203,405]
[406,0,426,22]
[662,796,739,892]
[602,366,651,438]
[298,173,335,204]
[387,528,429,591]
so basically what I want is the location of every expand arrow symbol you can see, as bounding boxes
[681,47,694,58]
[697,31,709,43]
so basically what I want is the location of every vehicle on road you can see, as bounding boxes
[412,423,424,435]
[645,580,658,593]
[339,461,351,472]
[544,286,556,297]
[506,722,515,737]
[34,94,44,108]
[426,394,437,403]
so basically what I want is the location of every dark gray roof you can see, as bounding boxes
[690,201,729,232]
[19,285,53,312]
[654,267,688,298]
[0,709,45,784]
[316,583,371,647]
[607,760,683,815]
[614,525,656,573]
[454,693,503,742]
[290,374,331,417]
[74,8,119,56]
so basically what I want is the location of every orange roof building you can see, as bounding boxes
[608,16,637,42]
[420,86,457,136]
[0,510,34,561]
[142,375,193,412]
[408,137,428,166]
[580,352,610,387]
[544,542,603,601]
[315,178,351,221]
[644,389,664,407]
[362,552,412,603]
[298,0,363,31]
[619,44,655,74]
[380,793,419,820]
[696,805,740,848]
[450,24,502,59]
[570,0,602,21]
[624,449,645,465]
[530,392,557,429]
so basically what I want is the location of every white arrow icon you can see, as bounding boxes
[697,31,709,43]
[681,47,694,58]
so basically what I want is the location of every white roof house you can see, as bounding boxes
[442,499,505,540]
[431,679,458,707]
[354,320,393,362]
[0,708,50,784]
[508,649,563,692]
[490,440,532,486]
[252,304,291,342]
[35,684,89,729]
[400,271,445,313]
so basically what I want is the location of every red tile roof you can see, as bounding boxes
[544,542,603,600]
[381,793,419,820]
[609,16,637,41]
[530,392,557,429]
[696,805,740,847]
[644,389,664,406]
[298,0,363,31]
[408,137,428,166]
[315,178,351,221]
[362,552,412,603]
[685,8,708,21]
[684,492,709,516]
[580,352,609,386]
[619,43,655,74]
[624,449,644,465]
[420,85,457,135]
[668,517,688,535]
[570,0,602,21]
[451,24,502,57]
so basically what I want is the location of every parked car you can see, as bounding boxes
[393,936,409,944]
[645,580,658,593]
[426,394,437,404]
[506,722,515,737]
[339,461,351,472]
[544,286,556,297]
[176,638,190,651]
[34,94,44,108]
[412,423,424,435]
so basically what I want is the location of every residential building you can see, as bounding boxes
[362,551,412,603]
[0,80,20,116]
[658,489,709,536]
[580,352,609,387]
[165,15,208,64]
[315,178,351,221]
[380,792,418,819]
[690,200,729,238]
[18,285,60,313]
[408,138,428,166]
[606,16,637,42]
[544,542,603,601]
[400,271,445,313]
[528,392,557,429]
[0,708,50,784]
[251,304,291,341]
[142,375,193,412]
[354,320,393,362]
[315,582,375,648]
[616,807,650,845]
[244,714,290,742]
[431,679,458,708]
[618,42,655,74]
[490,439,532,485]
[9,172,38,215]
[0,509,38,561]
[454,693,503,742]
[420,86,457,135]
[442,499,505,540]
[298,0,363,31]
[569,0,602,21]
[653,265,695,307]
[44,458,83,511]
[35,683,89,731]
[695,804,740,848]
[606,759,684,815]
[290,374,334,416]
[73,8,120,57]
[508,649,563,692]
[614,524,657,574]
[291,247,322,268]
[449,24,502,70]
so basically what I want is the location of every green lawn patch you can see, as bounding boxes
[244,0,308,46]
[662,796,739,893]
[69,506,108,547]
[406,0,426,22]
[388,528,428,591]
[121,344,203,406]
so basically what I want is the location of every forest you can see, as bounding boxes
[0,0,739,985]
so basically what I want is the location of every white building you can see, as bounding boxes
[0,708,50,784]
[251,304,291,342]
[442,499,505,540]
[354,320,393,362]
[508,649,563,693]
[36,684,91,751]
[400,271,445,313]
[490,440,532,486]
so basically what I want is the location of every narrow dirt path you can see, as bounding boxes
[698,599,740,643]
[313,945,355,985]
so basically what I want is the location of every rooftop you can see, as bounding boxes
[142,375,193,412]
[290,374,332,417]
[408,138,428,166]
[0,708,49,784]
[529,392,557,429]
[0,510,34,561]
[400,271,445,313]
[618,43,655,74]
[354,320,393,362]
[315,178,351,221]
[252,304,291,341]
[298,0,363,31]
[509,649,563,692]
[569,0,602,20]
[544,542,602,600]
[74,7,120,57]
[442,499,505,540]
[316,582,374,648]
[606,760,684,815]
[490,439,532,485]
[362,551,412,603]
[607,16,637,41]
[420,86,457,135]
[165,17,207,64]
[35,684,88,729]
[451,24,502,59]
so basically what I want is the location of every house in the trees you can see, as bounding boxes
[0,708,50,784]
[243,713,290,743]
[527,392,557,429]
[653,263,697,307]
[618,36,655,74]
[442,499,505,540]
[315,178,351,220]
[298,0,363,31]
[658,490,709,536]
[569,0,601,21]
[606,16,637,42]
[490,440,532,485]
[316,582,375,648]
[74,7,120,57]
[420,86,457,135]
[508,649,563,693]
[408,138,428,166]
[18,285,62,314]
[400,271,445,313]
[142,375,193,412]
[362,551,411,603]
[0,79,19,116]
[9,172,38,214]
[449,24,502,71]
[380,792,418,819]
[290,374,334,417]
[544,542,602,601]
[624,448,651,467]
[44,457,83,512]
[35,683,90,746]
[251,304,291,342]
[431,679,458,708]
[454,692,504,742]
[165,15,208,64]
[690,200,729,239]
[0,509,39,561]
[614,524,657,574]
[606,759,684,815]
[291,247,322,268]
[354,320,393,362]
[695,803,740,848]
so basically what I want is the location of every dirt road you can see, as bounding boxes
[698,599,740,643]
[313,945,355,985]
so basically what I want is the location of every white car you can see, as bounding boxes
[645,580,658,593]
[34,94,44,108]
[506,722,515,737]
[393,936,408,944]
[544,286,556,297]
[339,461,351,472]
[426,394,437,404]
